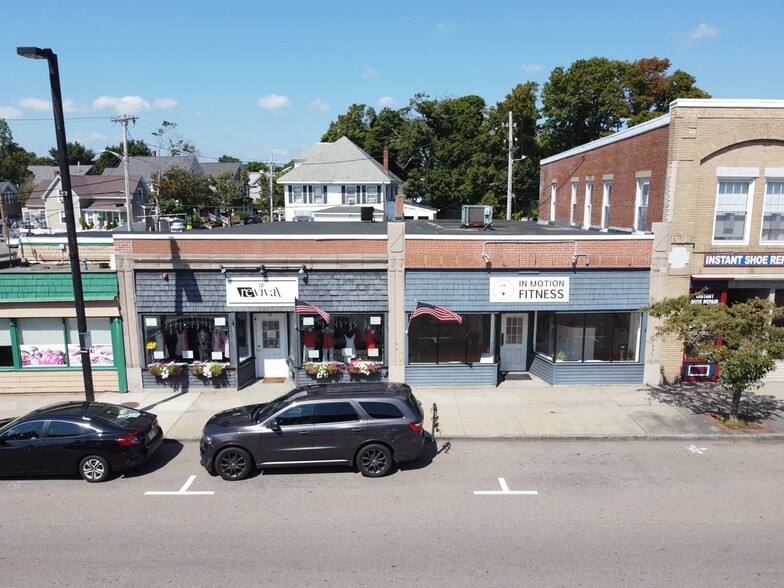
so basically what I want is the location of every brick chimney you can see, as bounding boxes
[383,146,389,171]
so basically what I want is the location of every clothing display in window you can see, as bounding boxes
[175,329,190,356]
[302,328,317,361]
[212,328,229,358]
[322,328,334,360]
[197,328,211,361]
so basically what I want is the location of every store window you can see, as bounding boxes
[635,177,650,232]
[143,315,230,365]
[762,180,784,242]
[236,313,252,363]
[299,314,384,365]
[714,180,751,242]
[535,312,640,362]
[18,317,67,367]
[408,314,492,364]
[0,318,13,367]
[66,318,114,366]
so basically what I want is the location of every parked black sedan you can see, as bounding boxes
[0,401,164,482]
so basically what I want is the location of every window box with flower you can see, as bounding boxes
[304,361,346,379]
[147,361,186,379]
[190,361,228,379]
[346,360,383,378]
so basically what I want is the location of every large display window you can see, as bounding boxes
[408,314,492,364]
[143,315,230,365]
[15,317,114,367]
[0,319,13,367]
[535,311,640,362]
[299,314,384,365]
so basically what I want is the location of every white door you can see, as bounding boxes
[254,313,288,378]
[500,313,528,372]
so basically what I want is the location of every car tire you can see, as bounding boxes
[357,444,393,478]
[79,455,111,483]
[215,447,253,481]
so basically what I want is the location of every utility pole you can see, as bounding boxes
[506,110,514,221]
[112,115,138,230]
[268,154,276,222]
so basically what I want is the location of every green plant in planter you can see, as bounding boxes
[190,361,227,378]
[304,361,345,379]
[147,362,184,378]
[554,351,569,362]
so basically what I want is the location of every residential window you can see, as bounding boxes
[408,314,492,364]
[635,178,650,232]
[570,181,578,225]
[762,180,784,242]
[714,180,751,242]
[549,182,556,221]
[601,180,612,230]
[142,315,230,365]
[583,181,593,229]
[293,186,304,204]
[366,185,379,204]
[313,186,326,204]
[535,311,640,362]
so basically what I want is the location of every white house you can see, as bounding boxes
[277,137,403,222]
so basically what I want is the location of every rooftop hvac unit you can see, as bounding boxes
[461,205,493,228]
[360,206,374,222]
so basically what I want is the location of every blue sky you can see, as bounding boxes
[3,0,783,165]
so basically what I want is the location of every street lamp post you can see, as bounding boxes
[17,46,94,401]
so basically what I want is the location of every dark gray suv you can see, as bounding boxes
[200,382,425,480]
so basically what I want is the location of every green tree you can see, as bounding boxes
[151,121,197,156]
[218,155,241,163]
[321,104,376,145]
[645,294,784,421]
[91,139,151,175]
[0,119,34,186]
[47,141,96,165]
[156,167,211,215]
[541,57,631,155]
[211,171,249,224]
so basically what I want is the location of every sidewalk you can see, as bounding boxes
[2,378,784,441]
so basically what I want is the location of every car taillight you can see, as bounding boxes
[409,422,423,433]
[117,429,144,446]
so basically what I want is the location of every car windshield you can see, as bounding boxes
[251,389,305,422]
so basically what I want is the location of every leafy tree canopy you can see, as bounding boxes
[218,155,241,163]
[645,294,784,420]
[47,141,96,166]
[156,167,212,214]
[0,119,35,187]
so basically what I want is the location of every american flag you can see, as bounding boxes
[294,298,330,324]
[410,301,463,324]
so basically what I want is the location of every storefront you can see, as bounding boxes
[404,269,649,386]
[134,268,388,389]
[0,271,126,394]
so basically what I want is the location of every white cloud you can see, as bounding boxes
[154,98,178,111]
[63,99,89,114]
[89,132,111,142]
[257,94,291,112]
[18,97,51,111]
[378,96,397,107]
[0,106,24,118]
[437,22,458,35]
[362,66,379,80]
[309,98,330,112]
[521,63,543,73]
[689,23,719,42]
[92,95,151,114]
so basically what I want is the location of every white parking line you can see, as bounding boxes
[687,445,708,454]
[474,477,538,495]
[145,475,214,496]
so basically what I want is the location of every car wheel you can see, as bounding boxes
[79,455,110,483]
[215,447,252,481]
[357,444,392,478]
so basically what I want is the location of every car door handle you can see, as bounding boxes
[350,428,363,433]
[299,431,311,435]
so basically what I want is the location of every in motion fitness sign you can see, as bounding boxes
[489,276,570,303]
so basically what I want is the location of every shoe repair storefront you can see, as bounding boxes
[134,268,388,389]
[404,268,650,386]
[0,271,127,394]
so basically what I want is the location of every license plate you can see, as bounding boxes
[148,426,159,442]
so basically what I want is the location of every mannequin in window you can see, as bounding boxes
[197,328,211,361]
[344,324,356,352]
[322,326,334,361]
[212,327,228,359]
[365,328,377,352]
[302,327,317,363]
[175,327,189,357]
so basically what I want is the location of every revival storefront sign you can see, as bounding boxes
[225,277,298,307]
[489,276,570,303]
[705,254,784,267]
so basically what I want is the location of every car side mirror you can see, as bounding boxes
[267,419,280,430]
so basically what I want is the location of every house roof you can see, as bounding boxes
[279,137,402,185]
[28,165,93,185]
[102,155,203,181]
[201,162,243,178]
[26,175,145,207]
